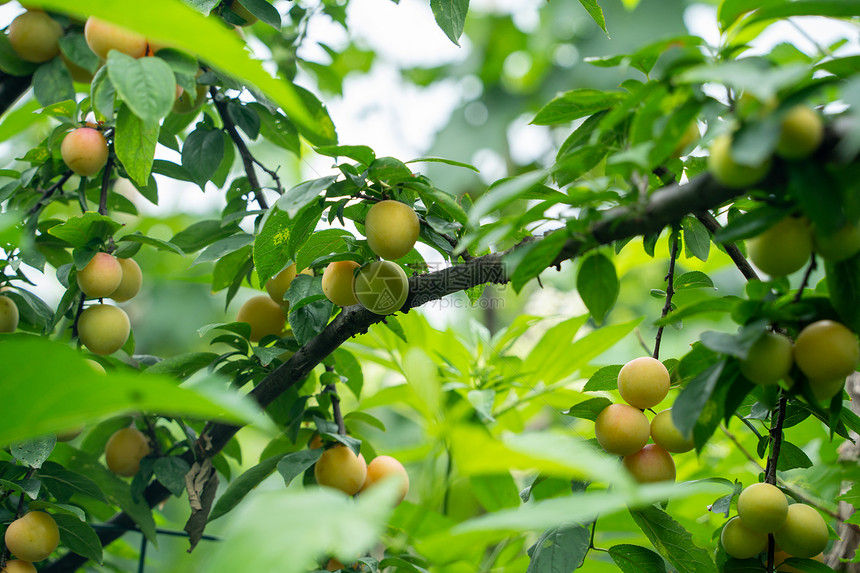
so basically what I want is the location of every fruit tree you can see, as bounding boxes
[0,1,859,572]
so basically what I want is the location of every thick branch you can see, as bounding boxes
[44,170,754,573]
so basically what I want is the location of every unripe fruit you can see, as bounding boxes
[747,216,812,277]
[808,377,845,402]
[594,403,650,456]
[265,263,297,307]
[773,504,829,559]
[8,11,63,63]
[813,221,860,263]
[84,17,147,60]
[364,200,420,260]
[721,516,767,559]
[708,133,771,189]
[776,106,824,160]
[622,444,676,483]
[78,304,130,356]
[360,455,409,505]
[314,445,367,495]
[4,511,59,562]
[56,427,83,442]
[85,358,106,374]
[617,356,670,409]
[737,483,788,533]
[794,320,859,383]
[739,331,793,386]
[0,294,19,333]
[109,258,142,302]
[104,427,151,477]
[77,252,123,298]
[61,127,109,177]
[322,261,360,307]
[228,0,258,25]
[649,409,694,453]
[353,260,409,315]
[236,295,285,342]
[2,560,37,573]
[671,120,699,157]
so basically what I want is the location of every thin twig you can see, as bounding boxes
[324,367,346,436]
[695,211,759,281]
[765,394,788,573]
[209,87,269,211]
[26,171,73,218]
[653,228,680,360]
[793,255,817,303]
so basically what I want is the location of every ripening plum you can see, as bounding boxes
[813,221,860,263]
[77,304,130,356]
[737,483,788,533]
[77,252,123,299]
[4,511,59,562]
[109,257,142,302]
[747,216,812,277]
[61,127,109,177]
[62,54,95,84]
[721,516,768,559]
[1,560,37,573]
[353,260,409,315]
[794,320,859,383]
[173,83,208,114]
[265,263,297,307]
[739,331,793,386]
[776,105,824,160]
[8,11,62,63]
[617,356,670,409]
[104,427,151,477]
[360,455,409,505]
[0,294,19,333]
[364,200,420,260]
[671,120,700,157]
[808,377,845,402]
[708,133,771,189]
[649,409,694,453]
[594,403,650,456]
[84,17,147,60]
[322,261,360,307]
[314,445,367,495]
[622,444,676,483]
[236,295,286,342]
[773,504,829,559]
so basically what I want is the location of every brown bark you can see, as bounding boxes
[827,373,860,571]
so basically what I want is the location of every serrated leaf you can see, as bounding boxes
[295,229,352,272]
[507,231,567,293]
[577,253,619,325]
[563,397,612,422]
[609,544,668,573]
[578,0,608,35]
[55,512,103,564]
[629,506,715,573]
[154,456,191,496]
[682,216,710,262]
[583,365,623,392]
[430,0,469,46]
[182,126,226,188]
[275,176,338,217]
[107,52,175,125]
[114,104,158,187]
[526,522,590,573]
[47,212,123,249]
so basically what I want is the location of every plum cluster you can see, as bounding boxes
[594,357,687,483]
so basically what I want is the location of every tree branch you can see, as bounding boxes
[695,211,759,281]
[653,227,680,360]
[43,170,761,573]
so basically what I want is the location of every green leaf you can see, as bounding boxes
[210,454,289,522]
[583,365,623,392]
[290,298,334,346]
[682,216,710,262]
[90,66,115,122]
[154,456,191,496]
[235,0,281,28]
[506,232,568,293]
[47,212,123,249]
[182,126,226,188]
[114,104,158,187]
[470,474,520,512]
[406,156,479,172]
[194,234,255,266]
[59,33,100,74]
[11,435,56,468]
[577,0,609,36]
[563,397,612,422]
[673,271,714,291]
[0,33,38,77]
[107,52,175,125]
[315,144,376,167]
[430,0,470,46]
[526,522,590,573]
[275,176,338,218]
[277,449,323,486]
[0,336,260,446]
[532,89,625,126]
[776,558,835,573]
[629,506,715,573]
[37,461,108,504]
[0,479,40,500]
[295,229,353,272]
[577,253,619,325]
[825,255,860,333]
[116,232,184,255]
[32,57,75,107]
[776,441,813,471]
[653,297,741,327]
[54,512,103,564]
[672,360,726,440]
[609,544,668,573]
[170,220,241,253]
[746,1,860,24]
